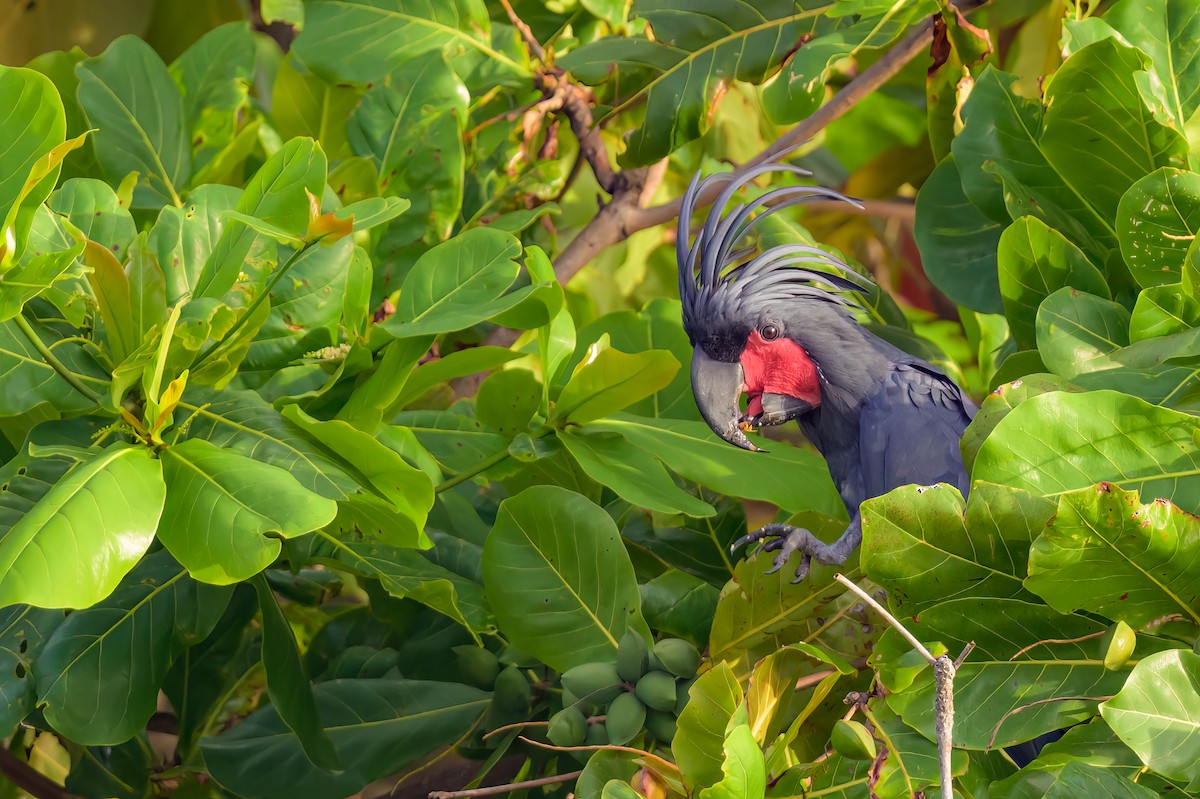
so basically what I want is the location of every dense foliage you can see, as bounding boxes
[0,0,1196,797]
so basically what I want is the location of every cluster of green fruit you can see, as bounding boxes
[548,630,702,752]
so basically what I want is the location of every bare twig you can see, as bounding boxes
[1009,632,1104,661]
[985,695,1113,750]
[497,0,546,62]
[0,748,85,799]
[428,769,582,799]
[835,574,956,799]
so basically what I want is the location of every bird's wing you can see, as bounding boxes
[857,363,975,500]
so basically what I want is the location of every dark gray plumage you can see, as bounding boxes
[678,160,976,581]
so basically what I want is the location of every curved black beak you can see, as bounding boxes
[691,349,761,452]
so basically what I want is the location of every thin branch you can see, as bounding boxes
[835,574,955,799]
[428,769,582,799]
[497,0,546,62]
[835,574,935,664]
[434,447,513,494]
[14,313,102,405]
[0,748,85,799]
[985,695,1113,750]
[1009,632,1103,661]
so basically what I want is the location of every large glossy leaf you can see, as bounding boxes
[170,21,256,152]
[252,574,340,771]
[0,604,62,737]
[561,428,715,516]
[861,482,1054,616]
[973,390,1200,512]
[623,496,745,587]
[34,550,231,745]
[589,415,844,517]
[308,531,492,635]
[291,0,517,84]
[482,486,646,671]
[914,154,1005,314]
[1102,0,1200,133]
[0,244,84,322]
[1117,168,1200,288]
[876,599,1135,748]
[562,0,826,166]
[49,178,136,257]
[0,319,108,416]
[0,67,66,261]
[179,386,358,500]
[0,444,165,609]
[953,65,1146,262]
[379,228,526,338]
[672,662,743,793]
[272,55,360,162]
[397,410,508,473]
[999,217,1109,347]
[1043,762,1163,799]
[1026,484,1200,627]
[201,678,490,799]
[193,137,327,300]
[554,342,679,424]
[1101,649,1200,788]
[158,439,338,585]
[76,36,190,208]
[148,183,241,304]
[1040,38,1187,225]
[347,51,466,246]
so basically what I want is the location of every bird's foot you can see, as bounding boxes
[731,520,861,583]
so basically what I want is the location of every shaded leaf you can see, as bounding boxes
[672,662,743,792]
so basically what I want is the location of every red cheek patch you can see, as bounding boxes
[740,330,821,408]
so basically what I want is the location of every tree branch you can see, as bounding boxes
[428,769,582,799]
[14,313,102,405]
[551,0,987,284]
[0,748,85,799]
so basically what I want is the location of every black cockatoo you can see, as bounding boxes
[677,162,977,582]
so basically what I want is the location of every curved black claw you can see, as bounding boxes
[731,520,863,584]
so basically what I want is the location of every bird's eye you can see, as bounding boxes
[760,324,780,341]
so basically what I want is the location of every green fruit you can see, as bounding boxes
[617,628,650,682]
[634,671,678,712]
[1102,621,1136,670]
[585,722,609,746]
[605,692,647,745]
[645,709,676,743]
[562,662,623,705]
[675,676,696,716]
[831,719,877,761]
[494,665,532,713]
[548,707,588,747]
[453,645,501,689]
[653,638,701,678]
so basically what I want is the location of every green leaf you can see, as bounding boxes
[194,137,327,300]
[262,0,305,26]
[563,2,826,166]
[1130,284,1200,340]
[396,346,525,409]
[49,178,136,257]
[999,217,1109,347]
[34,550,231,745]
[0,605,62,737]
[0,244,84,322]
[861,482,1054,617]
[877,598,1135,748]
[561,428,714,517]
[588,415,844,517]
[149,183,241,304]
[272,55,361,162]
[1026,484,1200,627]
[76,36,190,208]
[475,369,540,438]
[1043,762,1163,799]
[0,444,165,609]
[380,228,527,338]
[640,569,719,647]
[347,51,466,245]
[179,386,358,500]
[158,438,338,585]
[291,0,518,84]
[1101,649,1200,788]
[0,66,66,262]
[280,405,435,548]
[1102,0,1200,132]
[309,531,493,636]
[202,678,490,799]
[1117,168,1200,288]
[170,22,256,165]
[482,486,646,671]
[914,154,1005,314]
[1040,38,1187,225]
[973,390,1200,512]
[397,410,508,473]
[672,661,743,792]
[697,723,767,799]
[0,319,109,416]
[252,573,340,772]
[554,341,679,424]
